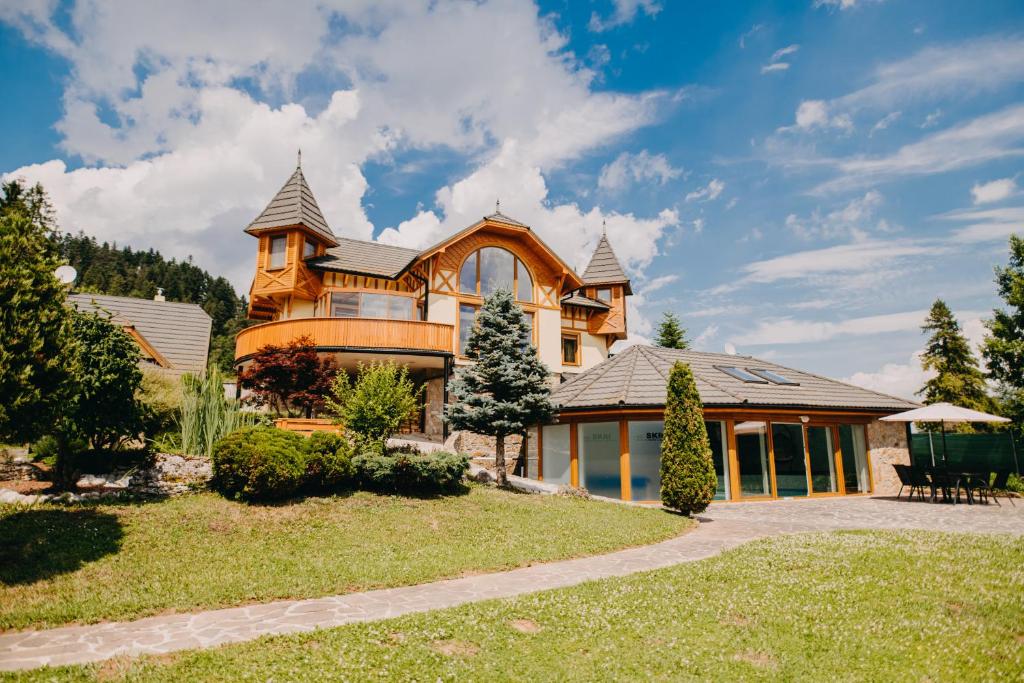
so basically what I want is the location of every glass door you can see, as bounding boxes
[806,426,838,494]
[735,421,771,497]
[771,423,809,497]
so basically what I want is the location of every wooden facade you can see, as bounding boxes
[235,317,454,359]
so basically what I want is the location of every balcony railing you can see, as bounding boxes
[235,317,454,360]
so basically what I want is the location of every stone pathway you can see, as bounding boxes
[2,496,1022,672]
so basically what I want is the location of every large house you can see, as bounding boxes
[235,161,917,500]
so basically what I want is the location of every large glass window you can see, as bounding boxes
[628,421,663,501]
[329,292,414,320]
[541,424,570,485]
[771,422,809,497]
[579,422,621,499]
[268,235,286,269]
[807,426,837,493]
[839,424,870,493]
[458,247,534,302]
[736,421,770,497]
[459,303,478,355]
[706,420,730,500]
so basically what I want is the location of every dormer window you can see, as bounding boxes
[303,238,316,259]
[268,236,287,269]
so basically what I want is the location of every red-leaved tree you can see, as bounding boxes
[239,336,337,417]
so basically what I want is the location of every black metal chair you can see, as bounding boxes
[989,471,1016,507]
[923,467,954,503]
[894,464,927,501]
[957,470,992,505]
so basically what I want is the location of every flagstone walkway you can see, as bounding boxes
[2,496,1022,672]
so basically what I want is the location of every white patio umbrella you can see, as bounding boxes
[880,403,1011,468]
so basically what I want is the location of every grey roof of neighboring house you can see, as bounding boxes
[305,237,422,279]
[581,234,632,294]
[561,293,611,310]
[245,166,338,246]
[68,293,212,377]
[551,344,919,413]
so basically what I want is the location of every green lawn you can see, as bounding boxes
[10,531,1022,682]
[0,487,690,631]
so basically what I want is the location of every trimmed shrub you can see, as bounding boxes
[304,431,356,490]
[660,361,717,515]
[212,427,307,501]
[354,449,470,495]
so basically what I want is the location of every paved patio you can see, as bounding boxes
[1,495,1021,672]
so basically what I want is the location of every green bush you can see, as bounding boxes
[31,435,59,464]
[303,431,356,489]
[138,369,181,442]
[326,362,421,452]
[354,448,470,495]
[211,427,308,501]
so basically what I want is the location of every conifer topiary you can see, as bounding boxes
[660,361,716,514]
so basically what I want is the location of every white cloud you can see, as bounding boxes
[761,44,798,74]
[971,177,1018,204]
[813,103,1024,194]
[640,274,679,294]
[598,150,681,192]
[731,310,928,346]
[869,111,901,136]
[738,23,764,49]
[939,205,1024,243]
[788,100,853,133]
[771,44,800,61]
[921,109,942,129]
[685,178,725,202]
[0,0,678,291]
[761,62,790,74]
[785,190,884,240]
[589,0,661,32]
[693,324,719,349]
[692,218,705,233]
[813,0,883,9]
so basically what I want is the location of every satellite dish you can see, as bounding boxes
[55,265,77,285]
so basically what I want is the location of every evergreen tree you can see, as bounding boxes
[660,361,716,515]
[654,311,689,349]
[0,185,71,446]
[983,235,1024,437]
[919,299,992,421]
[447,289,554,486]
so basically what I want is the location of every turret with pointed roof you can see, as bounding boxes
[245,153,339,248]
[581,227,632,295]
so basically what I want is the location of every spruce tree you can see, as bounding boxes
[447,289,554,486]
[983,235,1024,436]
[919,299,991,419]
[654,311,689,349]
[660,361,716,515]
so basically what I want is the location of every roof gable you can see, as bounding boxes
[582,233,632,294]
[245,165,338,247]
[68,293,213,377]
[552,345,919,413]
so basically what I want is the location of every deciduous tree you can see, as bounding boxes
[239,336,336,417]
[983,235,1024,436]
[327,362,421,452]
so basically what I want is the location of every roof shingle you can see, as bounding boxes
[245,167,338,246]
[305,237,422,279]
[581,234,632,294]
[552,345,919,413]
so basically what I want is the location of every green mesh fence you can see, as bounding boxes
[910,432,1020,473]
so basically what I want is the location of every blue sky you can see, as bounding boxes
[1,0,1022,398]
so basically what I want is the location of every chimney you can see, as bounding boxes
[154,287,166,302]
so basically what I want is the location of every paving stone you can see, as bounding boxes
[1,496,1021,672]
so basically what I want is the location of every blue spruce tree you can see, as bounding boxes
[447,288,554,486]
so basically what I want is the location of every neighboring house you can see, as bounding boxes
[68,293,213,379]
[236,161,917,498]
[235,161,631,439]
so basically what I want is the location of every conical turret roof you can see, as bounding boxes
[245,163,338,247]
[581,232,632,294]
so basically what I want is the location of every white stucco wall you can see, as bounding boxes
[427,293,457,325]
[537,308,562,373]
[579,331,608,370]
[289,297,315,319]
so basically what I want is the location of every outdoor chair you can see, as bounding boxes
[893,464,927,501]
[989,471,1017,507]
[923,467,954,503]
[956,470,992,505]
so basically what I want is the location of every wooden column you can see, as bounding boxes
[569,421,579,488]
[726,420,739,501]
[619,419,631,501]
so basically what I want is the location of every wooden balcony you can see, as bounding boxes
[235,317,454,360]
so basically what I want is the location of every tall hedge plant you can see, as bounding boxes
[660,361,716,515]
[180,366,256,457]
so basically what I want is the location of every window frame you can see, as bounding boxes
[457,302,480,357]
[715,365,770,384]
[302,238,316,259]
[458,246,535,303]
[747,368,800,386]
[561,331,581,366]
[267,235,287,270]
[594,287,612,303]
[329,291,416,320]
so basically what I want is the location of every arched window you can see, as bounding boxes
[458,247,534,303]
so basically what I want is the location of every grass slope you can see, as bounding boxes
[0,487,690,631]
[9,531,1021,682]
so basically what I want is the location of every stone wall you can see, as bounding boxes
[424,377,445,440]
[449,431,527,475]
[867,419,910,496]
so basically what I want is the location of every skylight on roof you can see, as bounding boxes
[747,368,800,386]
[715,366,768,383]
